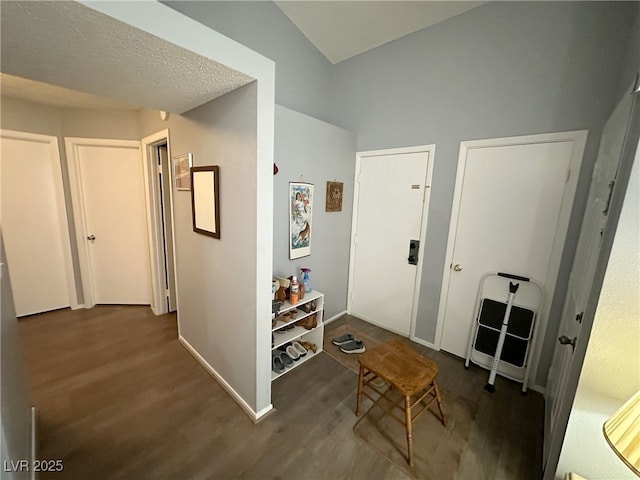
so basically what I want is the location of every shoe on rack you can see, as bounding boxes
[272,352,285,374]
[291,341,307,357]
[339,339,366,354]
[280,351,294,368]
[332,333,354,346]
[286,345,301,361]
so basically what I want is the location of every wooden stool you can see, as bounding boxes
[355,339,446,466]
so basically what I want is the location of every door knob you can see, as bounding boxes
[453,264,463,272]
[558,335,576,353]
[87,234,96,241]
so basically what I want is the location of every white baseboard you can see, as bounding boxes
[324,310,347,325]
[410,335,437,350]
[178,336,273,422]
[529,384,546,395]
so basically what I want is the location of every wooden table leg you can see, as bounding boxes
[404,395,414,467]
[356,365,365,416]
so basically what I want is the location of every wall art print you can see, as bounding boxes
[325,181,343,212]
[289,182,313,259]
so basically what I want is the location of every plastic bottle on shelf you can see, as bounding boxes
[300,268,312,293]
[289,275,300,305]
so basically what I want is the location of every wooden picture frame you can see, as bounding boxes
[191,166,220,238]
[173,153,193,191]
[326,181,343,212]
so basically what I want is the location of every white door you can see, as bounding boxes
[348,146,434,336]
[66,138,151,306]
[436,132,587,383]
[0,130,76,316]
[544,94,633,465]
[158,144,177,312]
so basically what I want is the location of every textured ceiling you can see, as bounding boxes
[0,2,254,114]
[275,1,485,64]
[0,73,139,111]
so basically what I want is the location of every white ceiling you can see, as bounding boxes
[0,73,139,111]
[274,1,485,64]
[0,1,254,114]
[1,1,485,110]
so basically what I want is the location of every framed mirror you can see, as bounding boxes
[191,165,220,238]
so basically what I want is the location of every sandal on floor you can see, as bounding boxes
[291,341,307,357]
[332,333,354,346]
[272,352,285,374]
[339,339,366,354]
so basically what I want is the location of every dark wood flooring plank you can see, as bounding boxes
[17,308,542,480]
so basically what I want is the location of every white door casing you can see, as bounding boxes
[348,145,434,338]
[65,137,151,307]
[141,130,179,317]
[435,131,587,389]
[544,94,634,465]
[158,145,177,313]
[0,130,78,315]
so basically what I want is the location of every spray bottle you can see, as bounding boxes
[300,268,312,294]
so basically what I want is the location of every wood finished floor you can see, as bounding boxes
[17,307,543,480]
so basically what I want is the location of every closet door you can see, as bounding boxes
[1,130,76,316]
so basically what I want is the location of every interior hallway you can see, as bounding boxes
[17,306,543,479]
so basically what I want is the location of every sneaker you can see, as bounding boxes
[339,340,366,354]
[332,333,354,346]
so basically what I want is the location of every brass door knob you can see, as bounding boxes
[453,264,462,272]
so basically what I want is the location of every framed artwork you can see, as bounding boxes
[173,153,193,191]
[289,182,313,259]
[326,181,343,212]
[191,166,220,238]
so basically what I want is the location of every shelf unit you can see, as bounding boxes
[271,290,324,381]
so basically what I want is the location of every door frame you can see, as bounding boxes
[1,129,79,310]
[140,129,180,317]
[347,144,435,340]
[65,137,144,308]
[542,93,640,479]
[434,130,587,389]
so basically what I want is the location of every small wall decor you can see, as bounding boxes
[191,166,220,238]
[326,181,343,212]
[290,182,313,259]
[173,153,193,191]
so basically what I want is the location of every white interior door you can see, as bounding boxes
[544,94,633,465]
[66,138,151,306]
[158,144,177,312]
[436,132,587,384]
[348,146,434,336]
[0,130,76,316]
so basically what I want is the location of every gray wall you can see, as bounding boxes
[163,1,333,123]
[1,235,31,480]
[329,1,636,385]
[617,4,640,98]
[139,84,261,411]
[273,105,356,319]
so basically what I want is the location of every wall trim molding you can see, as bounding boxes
[409,335,437,350]
[178,336,273,422]
[324,310,347,325]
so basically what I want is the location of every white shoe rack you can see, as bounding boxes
[271,290,324,381]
